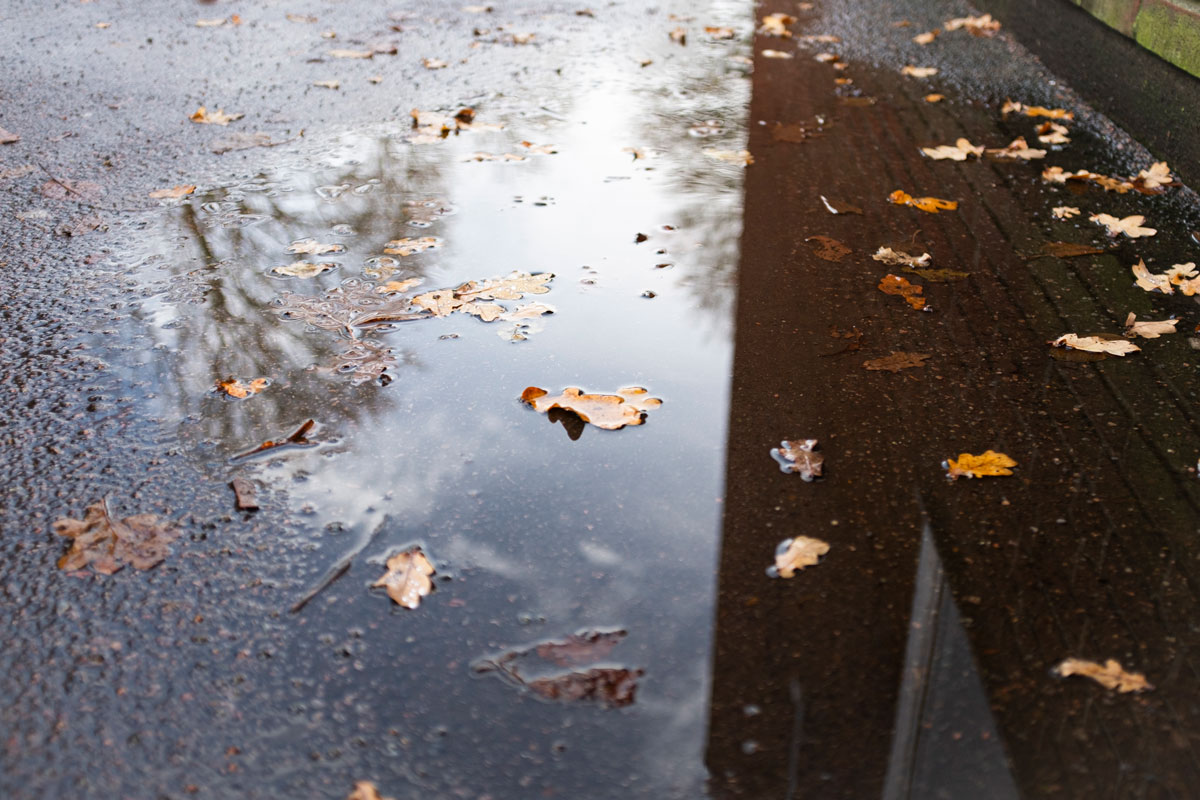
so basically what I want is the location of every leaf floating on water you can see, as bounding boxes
[54,499,178,575]
[346,782,395,800]
[535,630,628,666]
[1050,333,1140,356]
[945,450,1017,479]
[273,260,335,278]
[372,547,435,609]
[377,277,422,293]
[878,273,928,310]
[217,377,270,398]
[888,189,957,213]
[1051,206,1080,219]
[1132,161,1174,192]
[921,138,983,161]
[382,236,443,256]
[334,339,399,385]
[805,235,851,262]
[900,65,937,78]
[1131,259,1176,294]
[872,246,930,267]
[1054,658,1152,693]
[230,477,259,511]
[287,238,345,255]
[985,137,1046,160]
[475,631,643,707]
[863,351,930,372]
[521,386,661,431]
[148,184,196,199]
[705,149,754,165]
[1166,263,1200,295]
[770,438,824,479]
[759,12,796,37]
[1123,312,1178,339]
[1090,212,1155,238]
[189,106,243,125]
[771,536,830,577]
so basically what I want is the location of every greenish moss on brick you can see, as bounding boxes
[1135,0,1200,77]
[1081,0,1141,35]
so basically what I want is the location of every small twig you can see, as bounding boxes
[289,515,391,614]
[232,418,316,461]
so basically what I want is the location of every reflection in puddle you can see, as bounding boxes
[123,7,751,796]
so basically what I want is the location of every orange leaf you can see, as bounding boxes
[878,274,927,310]
[889,189,957,213]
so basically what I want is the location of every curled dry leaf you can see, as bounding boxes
[761,49,793,59]
[945,450,1017,479]
[1037,122,1071,145]
[149,184,196,199]
[759,12,796,37]
[1051,206,1080,219]
[805,235,851,262]
[347,782,395,800]
[372,547,435,609]
[985,137,1046,160]
[863,351,930,372]
[770,439,824,479]
[1123,312,1178,339]
[1050,333,1140,356]
[521,386,661,430]
[1054,658,1152,693]
[772,536,830,578]
[287,238,345,255]
[1090,213,1156,238]
[921,138,984,161]
[1001,100,1073,119]
[273,260,335,278]
[190,107,243,125]
[217,377,270,398]
[900,65,937,78]
[54,499,178,575]
[878,273,928,310]
[705,149,754,165]
[888,189,957,213]
[872,246,930,267]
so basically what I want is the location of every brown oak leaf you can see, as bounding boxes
[54,499,178,574]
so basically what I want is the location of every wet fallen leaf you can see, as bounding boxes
[368,74,384,84]
[945,450,1017,479]
[286,13,318,23]
[330,49,374,59]
[799,34,841,43]
[924,93,945,103]
[383,236,443,256]
[95,22,110,29]
[518,141,557,155]
[1133,161,1173,191]
[814,52,839,62]
[148,184,196,199]
[195,16,240,27]
[864,351,930,372]
[762,49,793,59]
[522,386,660,430]
[190,106,243,125]
[1051,205,1080,219]
[985,137,1046,160]
[668,26,687,44]
[705,149,754,165]
[705,26,735,39]
[913,30,939,44]
[1050,333,1140,356]
[217,378,270,398]
[772,536,829,577]
[346,782,395,800]
[1131,259,1175,294]
[1001,100,1073,119]
[230,477,259,511]
[372,547,435,608]
[835,77,854,85]
[528,669,642,707]
[1054,658,1152,693]
[921,138,983,161]
[0,127,21,144]
[378,277,423,293]
[900,65,937,78]
[759,12,796,37]
[819,195,863,215]
[872,246,930,267]
[879,273,928,310]
[770,438,824,479]
[54,499,178,574]
[888,189,957,213]
[423,57,448,69]
[536,630,627,666]
[944,13,1001,34]
[287,238,345,255]
[1124,312,1178,339]
[805,235,851,262]
[56,215,106,237]
[273,260,335,278]
[313,80,340,90]
[277,282,428,337]
[1041,166,1133,193]
[1090,212,1155,238]
[1168,263,1200,295]
[334,339,399,385]
[1037,122,1071,145]
[475,632,643,706]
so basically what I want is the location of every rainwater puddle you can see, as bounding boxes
[121,11,750,798]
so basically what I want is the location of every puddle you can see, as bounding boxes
[117,8,751,797]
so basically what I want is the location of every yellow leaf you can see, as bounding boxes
[759,12,796,37]
[773,536,830,578]
[372,547,435,609]
[761,49,793,59]
[888,189,957,213]
[921,138,983,161]
[148,184,196,199]
[190,106,243,125]
[377,277,422,293]
[1036,122,1070,144]
[521,386,662,430]
[945,450,1017,479]
[1049,334,1140,356]
[1090,212,1156,238]
[878,273,928,310]
[346,781,395,800]
[1054,658,1152,693]
[217,378,270,398]
[1051,206,1080,219]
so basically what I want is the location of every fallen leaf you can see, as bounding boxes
[1001,100,1072,119]
[1090,212,1155,238]
[771,120,817,142]
[921,138,984,161]
[217,377,270,398]
[863,351,930,372]
[423,58,448,69]
[799,34,841,43]
[54,499,178,574]
[945,450,1017,479]
[872,246,931,267]
[230,477,259,511]
[95,22,111,29]
[56,215,106,237]
[1051,206,1080,219]
[368,74,384,84]
[195,16,236,27]
[924,93,945,103]
[1166,263,1200,295]
[835,77,854,85]
[913,30,939,44]
[286,13,318,23]
[705,26,735,39]
[330,49,374,59]
[900,65,937,78]
[333,339,399,385]
[1131,259,1175,294]
[0,127,21,144]
[313,80,340,89]
[814,52,839,62]
[705,149,754,165]
[770,438,824,479]
[190,106,244,125]
[383,236,443,256]
[888,189,957,213]
[475,632,643,706]
[1054,658,1152,693]
[819,195,863,215]
[761,49,793,59]
[378,277,423,293]
[1123,312,1178,339]
[772,536,830,577]
[1050,333,1140,356]
[1036,122,1071,145]
[276,282,427,337]
[522,386,660,430]
[273,260,335,278]
[1133,161,1173,191]
[879,273,928,310]
[805,235,851,261]
[944,13,1001,34]
[759,12,796,37]
[536,630,627,666]
[985,137,1046,160]
[287,238,345,255]
[668,27,687,44]
[528,669,642,706]
[1042,166,1133,193]
[372,547,435,608]
[148,184,196,199]
[346,782,395,800]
